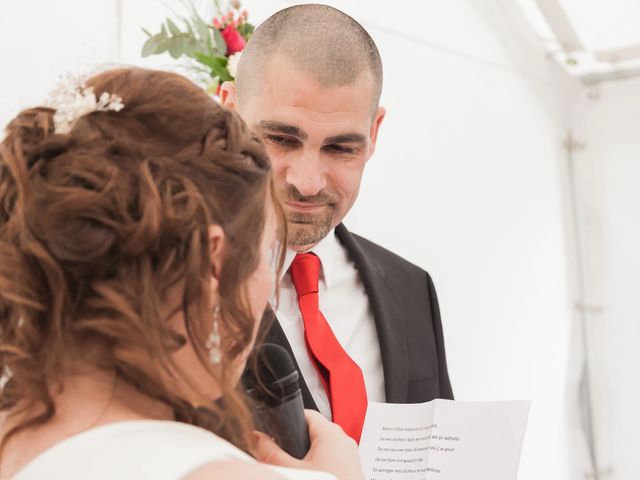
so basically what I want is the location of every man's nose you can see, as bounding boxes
[284,151,327,197]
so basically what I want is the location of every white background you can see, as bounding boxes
[1,1,637,479]
[572,79,640,480]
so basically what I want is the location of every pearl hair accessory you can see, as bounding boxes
[45,74,124,134]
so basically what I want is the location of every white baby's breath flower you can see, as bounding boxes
[227,52,242,78]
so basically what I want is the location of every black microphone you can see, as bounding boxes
[245,343,311,459]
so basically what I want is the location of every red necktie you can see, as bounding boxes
[290,253,368,443]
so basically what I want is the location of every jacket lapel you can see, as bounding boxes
[263,315,319,411]
[335,224,409,403]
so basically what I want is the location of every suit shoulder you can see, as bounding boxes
[348,231,430,278]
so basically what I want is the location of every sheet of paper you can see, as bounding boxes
[358,399,530,480]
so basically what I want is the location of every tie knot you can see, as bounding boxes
[290,253,321,298]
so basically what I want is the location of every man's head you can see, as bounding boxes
[222,4,385,251]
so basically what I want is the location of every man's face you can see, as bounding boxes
[231,56,385,251]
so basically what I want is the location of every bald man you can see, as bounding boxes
[224,4,453,442]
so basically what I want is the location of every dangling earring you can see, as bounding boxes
[206,304,222,364]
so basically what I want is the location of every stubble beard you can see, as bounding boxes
[287,210,334,248]
[280,184,339,248]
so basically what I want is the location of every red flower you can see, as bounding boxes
[220,25,246,55]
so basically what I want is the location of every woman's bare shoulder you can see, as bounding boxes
[185,460,286,480]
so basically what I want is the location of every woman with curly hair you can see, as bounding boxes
[0,68,362,479]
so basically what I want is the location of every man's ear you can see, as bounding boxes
[208,225,225,294]
[368,106,386,158]
[220,81,238,110]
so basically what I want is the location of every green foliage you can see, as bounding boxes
[194,53,232,82]
[140,14,230,79]
[166,18,181,37]
[212,26,227,54]
[237,22,254,39]
[140,1,254,87]
[141,17,221,60]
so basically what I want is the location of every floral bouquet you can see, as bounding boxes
[141,0,254,95]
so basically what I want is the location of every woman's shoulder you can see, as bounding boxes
[15,419,336,480]
[185,460,286,479]
[186,460,337,480]
[14,420,253,479]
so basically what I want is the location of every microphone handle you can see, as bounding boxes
[257,390,310,459]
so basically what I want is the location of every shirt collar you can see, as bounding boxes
[280,229,339,289]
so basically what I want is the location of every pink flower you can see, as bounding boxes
[220,25,246,55]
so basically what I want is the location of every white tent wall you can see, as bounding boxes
[0,1,589,479]
[0,0,120,127]
[571,79,640,480]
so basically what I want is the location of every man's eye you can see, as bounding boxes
[265,135,298,148]
[325,144,356,154]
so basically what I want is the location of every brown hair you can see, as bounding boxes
[0,68,284,453]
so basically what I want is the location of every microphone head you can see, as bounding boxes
[246,343,301,406]
[255,343,296,382]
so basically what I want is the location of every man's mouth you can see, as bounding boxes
[284,201,328,212]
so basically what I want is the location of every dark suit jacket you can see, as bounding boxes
[261,223,453,410]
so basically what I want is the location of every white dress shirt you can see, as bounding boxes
[273,229,385,419]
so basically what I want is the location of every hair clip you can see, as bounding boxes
[45,73,125,134]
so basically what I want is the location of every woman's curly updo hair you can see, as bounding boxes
[0,67,284,451]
